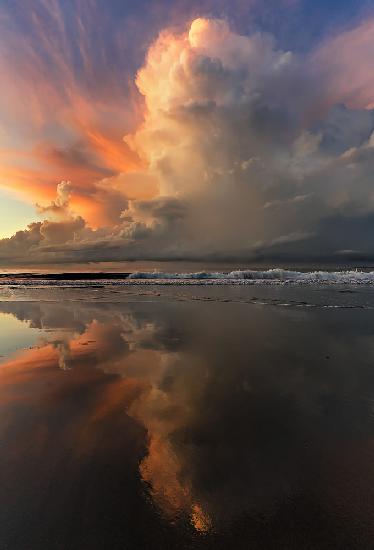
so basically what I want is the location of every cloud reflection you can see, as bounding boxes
[0,299,374,544]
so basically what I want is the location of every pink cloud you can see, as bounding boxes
[313,18,374,110]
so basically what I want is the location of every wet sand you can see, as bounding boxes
[0,287,374,548]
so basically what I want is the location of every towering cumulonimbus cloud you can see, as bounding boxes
[120,17,374,260]
[1,16,374,263]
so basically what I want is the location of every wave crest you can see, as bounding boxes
[128,269,374,283]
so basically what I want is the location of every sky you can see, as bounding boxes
[1,0,374,265]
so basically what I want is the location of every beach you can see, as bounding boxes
[1,279,374,548]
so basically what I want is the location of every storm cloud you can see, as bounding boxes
[2,16,374,264]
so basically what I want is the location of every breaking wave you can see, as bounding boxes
[127,269,374,284]
[2,269,374,286]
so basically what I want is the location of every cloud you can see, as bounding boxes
[312,19,374,110]
[36,180,73,218]
[0,0,142,223]
[0,182,87,261]
[2,15,374,263]
[116,17,374,260]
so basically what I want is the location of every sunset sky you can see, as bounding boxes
[1,0,374,265]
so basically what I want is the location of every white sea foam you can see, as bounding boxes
[127,269,374,284]
[2,269,374,286]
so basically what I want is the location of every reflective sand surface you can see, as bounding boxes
[1,290,374,548]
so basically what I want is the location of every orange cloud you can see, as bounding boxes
[0,0,148,228]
